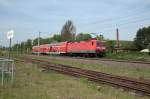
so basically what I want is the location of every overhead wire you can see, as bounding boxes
[79,5,150,32]
[80,6,150,33]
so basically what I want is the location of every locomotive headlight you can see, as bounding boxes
[96,47,106,51]
[102,47,106,50]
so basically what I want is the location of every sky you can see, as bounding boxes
[0,0,150,46]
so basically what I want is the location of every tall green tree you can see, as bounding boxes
[33,38,39,46]
[26,39,32,51]
[106,40,115,52]
[52,34,61,42]
[20,42,25,53]
[134,26,150,50]
[41,38,51,44]
[76,33,92,41]
[61,20,76,41]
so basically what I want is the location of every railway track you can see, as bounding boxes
[66,56,150,65]
[16,57,150,96]
[98,58,150,65]
[29,55,150,65]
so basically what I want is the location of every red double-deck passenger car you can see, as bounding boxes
[32,39,106,57]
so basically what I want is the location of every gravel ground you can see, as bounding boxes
[30,55,150,68]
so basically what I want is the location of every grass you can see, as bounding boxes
[105,52,150,61]
[31,55,150,80]
[0,61,149,99]
[2,50,150,61]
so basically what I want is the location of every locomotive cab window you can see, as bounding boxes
[97,41,104,46]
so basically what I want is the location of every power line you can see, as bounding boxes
[79,17,150,36]
[80,12,150,32]
[80,6,150,29]
[83,12,150,28]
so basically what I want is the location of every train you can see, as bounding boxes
[32,38,106,57]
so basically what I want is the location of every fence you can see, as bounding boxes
[0,58,14,86]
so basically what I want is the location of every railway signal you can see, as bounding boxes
[7,30,14,59]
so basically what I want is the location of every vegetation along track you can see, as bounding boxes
[98,58,150,65]
[29,55,150,66]
[62,56,150,65]
[15,57,150,96]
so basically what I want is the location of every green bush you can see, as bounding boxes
[105,51,150,61]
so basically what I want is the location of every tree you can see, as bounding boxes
[134,26,150,50]
[76,33,92,41]
[12,44,18,51]
[20,42,25,53]
[106,40,115,52]
[61,20,76,41]
[33,38,38,46]
[96,34,104,40]
[42,38,52,44]
[26,39,32,52]
[52,34,61,42]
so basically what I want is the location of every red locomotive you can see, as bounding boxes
[32,39,106,57]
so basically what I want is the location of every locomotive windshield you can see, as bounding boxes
[96,41,105,46]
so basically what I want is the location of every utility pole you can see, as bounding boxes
[17,41,19,56]
[23,42,25,54]
[8,38,11,59]
[38,32,41,56]
[37,31,49,56]
[116,28,120,48]
[74,33,76,41]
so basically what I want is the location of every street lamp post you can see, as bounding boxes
[8,38,12,59]
[38,32,41,56]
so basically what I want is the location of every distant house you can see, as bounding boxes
[113,47,138,53]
